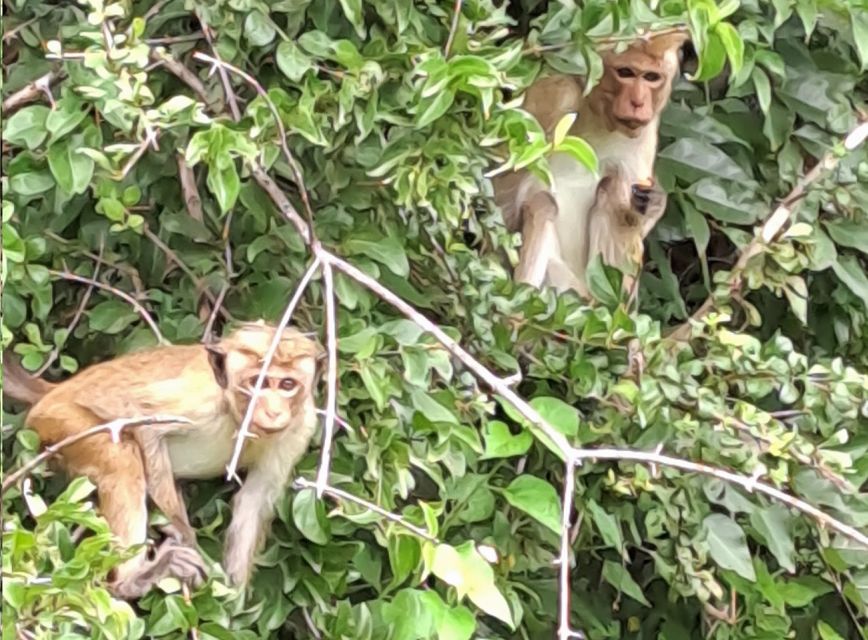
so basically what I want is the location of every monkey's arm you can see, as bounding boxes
[514,190,560,287]
[222,416,317,586]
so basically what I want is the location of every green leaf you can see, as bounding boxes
[337,0,365,38]
[206,162,240,214]
[749,504,796,572]
[715,22,744,75]
[585,254,620,307]
[47,139,94,195]
[503,475,562,534]
[4,105,49,149]
[276,41,312,82]
[244,11,276,47]
[552,113,576,146]
[586,501,624,552]
[554,136,598,173]
[481,421,532,459]
[601,560,651,606]
[752,68,772,114]
[87,300,139,334]
[851,10,868,71]
[344,236,409,276]
[529,396,579,437]
[824,219,868,255]
[46,96,88,141]
[832,255,868,310]
[658,139,750,182]
[292,488,329,544]
[703,514,756,581]
[432,542,513,627]
[416,89,456,127]
[817,621,846,640]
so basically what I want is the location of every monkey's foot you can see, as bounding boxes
[111,540,208,599]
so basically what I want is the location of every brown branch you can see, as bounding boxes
[1,415,190,495]
[2,71,63,115]
[225,257,322,482]
[670,120,868,341]
[195,13,241,121]
[48,269,167,344]
[314,261,338,497]
[34,242,104,376]
[149,48,210,106]
[192,52,316,243]
[293,477,438,543]
[176,154,204,222]
[444,0,464,58]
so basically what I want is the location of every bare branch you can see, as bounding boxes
[176,154,205,222]
[225,257,322,481]
[192,51,317,242]
[573,446,868,547]
[2,71,63,115]
[150,48,210,106]
[557,459,583,640]
[1,415,190,495]
[315,261,339,497]
[444,0,464,58]
[35,242,104,376]
[670,119,868,341]
[48,269,167,345]
[195,13,241,121]
[294,477,438,543]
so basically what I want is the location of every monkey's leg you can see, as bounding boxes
[135,430,197,547]
[514,191,560,287]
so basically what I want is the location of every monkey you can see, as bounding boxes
[492,31,687,297]
[3,321,322,599]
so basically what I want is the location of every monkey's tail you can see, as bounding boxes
[2,355,57,406]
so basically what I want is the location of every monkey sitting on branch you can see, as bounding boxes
[493,30,687,298]
[3,321,322,599]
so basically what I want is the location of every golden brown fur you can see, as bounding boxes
[493,32,687,297]
[5,321,321,598]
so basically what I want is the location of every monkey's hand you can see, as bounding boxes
[112,539,208,599]
[632,179,667,237]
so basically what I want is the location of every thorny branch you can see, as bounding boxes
[2,70,63,114]
[670,119,868,341]
[294,477,438,543]
[48,269,167,345]
[315,261,339,498]
[225,257,322,482]
[2,416,190,495]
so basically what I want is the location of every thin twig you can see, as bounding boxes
[192,52,316,242]
[176,154,204,222]
[444,0,464,58]
[301,607,322,640]
[35,242,104,376]
[315,261,338,497]
[48,270,167,344]
[196,13,241,121]
[294,477,438,543]
[225,258,321,482]
[1,415,190,495]
[557,459,583,640]
[2,71,63,114]
[202,281,229,342]
[670,120,868,340]
[150,48,210,105]
[572,447,868,547]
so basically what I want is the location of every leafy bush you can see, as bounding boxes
[3,0,868,638]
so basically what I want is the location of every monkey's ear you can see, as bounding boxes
[205,343,229,388]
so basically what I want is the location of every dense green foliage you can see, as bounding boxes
[3,0,868,638]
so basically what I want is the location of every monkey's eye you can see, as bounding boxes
[616,67,636,78]
[643,72,662,82]
[279,378,298,392]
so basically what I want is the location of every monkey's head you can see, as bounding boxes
[592,32,689,138]
[206,321,323,435]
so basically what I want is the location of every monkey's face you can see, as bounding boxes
[207,323,322,435]
[595,35,685,138]
[233,362,315,434]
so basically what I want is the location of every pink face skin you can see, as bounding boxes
[241,373,304,434]
[594,49,672,138]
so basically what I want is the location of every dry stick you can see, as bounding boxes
[314,261,339,497]
[192,51,316,241]
[35,243,104,376]
[321,252,574,457]
[150,48,210,106]
[670,120,868,341]
[2,71,63,114]
[224,257,322,482]
[48,270,167,345]
[572,447,868,547]
[294,477,438,543]
[177,154,205,222]
[557,459,583,640]
[195,14,241,121]
[444,0,464,58]
[1,415,190,495]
